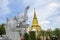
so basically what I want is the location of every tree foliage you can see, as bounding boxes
[0,24,6,36]
[29,31,36,40]
[53,28,60,40]
[24,33,29,40]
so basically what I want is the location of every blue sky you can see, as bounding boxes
[0,0,60,30]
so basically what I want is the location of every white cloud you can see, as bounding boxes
[0,0,11,24]
[48,15,60,29]
[0,0,10,15]
[48,2,59,11]
[40,20,50,24]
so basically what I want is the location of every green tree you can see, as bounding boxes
[39,30,53,40]
[47,30,53,40]
[29,31,36,40]
[40,30,47,40]
[24,33,29,40]
[0,24,6,37]
[54,28,60,40]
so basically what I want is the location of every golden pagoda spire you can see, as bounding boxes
[29,8,42,39]
[34,8,37,18]
[29,8,42,31]
[32,8,38,26]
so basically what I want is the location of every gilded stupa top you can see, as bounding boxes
[29,8,42,31]
[32,8,39,26]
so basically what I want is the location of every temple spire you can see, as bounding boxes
[32,8,38,26]
[29,8,42,31]
[34,8,37,19]
[28,8,42,39]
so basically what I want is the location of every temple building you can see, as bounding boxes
[29,8,42,37]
